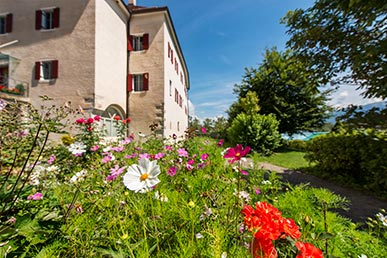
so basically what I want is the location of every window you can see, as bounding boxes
[36,8,60,30]
[35,60,58,80]
[0,13,12,34]
[128,34,149,51]
[169,80,172,96]
[127,73,149,92]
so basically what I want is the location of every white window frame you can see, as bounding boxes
[40,61,53,80]
[41,9,54,30]
[133,74,144,92]
[132,36,143,51]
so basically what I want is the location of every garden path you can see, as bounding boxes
[246,161,387,223]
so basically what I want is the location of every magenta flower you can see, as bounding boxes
[102,154,114,163]
[139,153,151,159]
[201,153,209,161]
[241,170,249,176]
[168,167,177,176]
[186,164,194,171]
[197,163,206,170]
[75,118,86,124]
[106,165,125,181]
[93,115,101,122]
[27,192,43,200]
[47,154,56,165]
[111,146,124,152]
[177,148,188,157]
[187,159,195,165]
[201,127,207,134]
[255,188,261,195]
[223,144,251,163]
[155,152,165,160]
[217,139,224,147]
[165,145,173,151]
[90,145,100,152]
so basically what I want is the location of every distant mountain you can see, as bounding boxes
[326,101,387,124]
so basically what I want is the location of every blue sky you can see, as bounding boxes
[135,0,382,119]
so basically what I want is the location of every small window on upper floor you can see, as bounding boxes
[127,73,149,92]
[128,34,149,51]
[36,8,60,31]
[35,60,58,80]
[0,13,12,34]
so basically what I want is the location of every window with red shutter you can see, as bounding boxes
[5,13,12,33]
[168,42,171,58]
[35,62,41,80]
[142,33,149,50]
[128,36,133,51]
[53,8,60,28]
[143,73,149,91]
[35,10,42,30]
[171,50,174,64]
[51,60,58,79]
[127,74,133,92]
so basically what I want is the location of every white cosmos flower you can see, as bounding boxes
[123,158,160,193]
[68,142,87,155]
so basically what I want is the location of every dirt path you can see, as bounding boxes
[255,162,387,223]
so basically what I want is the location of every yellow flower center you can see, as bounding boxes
[236,152,241,157]
[140,173,149,181]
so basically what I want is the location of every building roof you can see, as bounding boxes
[128,5,190,90]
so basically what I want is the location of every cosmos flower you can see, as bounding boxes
[123,158,160,193]
[68,142,87,156]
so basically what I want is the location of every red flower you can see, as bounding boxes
[86,117,94,124]
[94,115,101,122]
[114,115,121,121]
[223,144,251,163]
[295,242,323,258]
[123,118,131,124]
[251,237,278,258]
[75,118,86,124]
[280,218,301,239]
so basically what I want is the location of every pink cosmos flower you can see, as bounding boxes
[47,154,56,165]
[102,154,114,163]
[106,165,125,181]
[201,153,209,161]
[186,163,194,170]
[165,145,173,151]
[155,152,165,160]
[241,170,249,176]
[201,127,207,134]
[187,159,195,165]
[27,192,43,200]
[139,153,151,159]
[255,188,261,195]
[110,146,124,152]
[223,144,251,163]
[177,148,188,157]
[168,166,176,176]
[197,163,206,170]
[217,139,224,147]
[90,145,100,152]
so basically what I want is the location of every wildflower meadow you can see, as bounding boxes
[1,100,387,257]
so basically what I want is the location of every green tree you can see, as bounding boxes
[232,48,331,135]
[282,0,387,99]
[227,91,282,154]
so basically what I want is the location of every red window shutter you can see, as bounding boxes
[6,13,12,33]
[142,33,149,50]
[51,60,59,79]
[127,74,133,92]
[35,62,41,80]
[35,10,42,30]
[53,8,60,28]
[143,73,149,91]
[128,36,133,51]
[171,50,173,64]
[168,42,171,58]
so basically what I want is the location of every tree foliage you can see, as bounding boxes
[232,48,331,135]
[227,92,282,155]
[282,0,387,99]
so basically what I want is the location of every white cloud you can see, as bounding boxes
[329,84,383,108]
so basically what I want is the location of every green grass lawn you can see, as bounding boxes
[252,150,311,169]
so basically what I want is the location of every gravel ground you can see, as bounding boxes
[254,162,387,223]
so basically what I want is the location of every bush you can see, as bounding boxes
[286,139,308,151]
[227,113,282,155]
[305,129,387,194]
